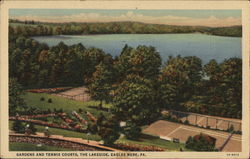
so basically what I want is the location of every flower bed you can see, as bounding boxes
[58,113,85,130]
[18,113,57,119]
[72,111,88,125]
[86,111,97,123]
[9,117,87,133]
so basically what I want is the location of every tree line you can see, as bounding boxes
[9,20,242,37]
[9,35,242,121]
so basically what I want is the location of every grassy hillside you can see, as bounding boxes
[23,92,111,117]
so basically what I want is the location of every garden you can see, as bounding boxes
[9,91,188,151]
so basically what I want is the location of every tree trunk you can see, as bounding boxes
[99,100,103,109]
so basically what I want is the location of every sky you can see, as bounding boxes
[9,9,241,27]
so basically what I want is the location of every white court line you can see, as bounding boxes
[180,127,228,138]
[165,126,182,137]
[230,137,242,141]
[216,120,223,127]
[180,127,242,141]
[197,117,205,125]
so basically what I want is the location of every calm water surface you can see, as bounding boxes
[32,34,241,64]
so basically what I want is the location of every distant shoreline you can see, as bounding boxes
[9,20,242,38]
[31,32,242,38]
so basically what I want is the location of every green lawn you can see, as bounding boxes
[9,142,73,151]
[23,92,111,117]
[9,121,101,141]
[116,134,189,151]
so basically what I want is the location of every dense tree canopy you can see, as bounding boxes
[9,78,27,116]
[115,45,162,82]
[182,58,242,118]
[9,36,112,88]
[160,56,203,110]
[9,33,242,119]
[112,75,161,125]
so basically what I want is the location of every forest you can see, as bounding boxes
[9,25,242,121]
[9,19,242,37]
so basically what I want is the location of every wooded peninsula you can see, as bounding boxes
[9,19,242,37]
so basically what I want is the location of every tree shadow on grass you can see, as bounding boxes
[87,105,109,112]
[139,133,160,141]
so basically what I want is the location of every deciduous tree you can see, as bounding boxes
[113,75,160,125]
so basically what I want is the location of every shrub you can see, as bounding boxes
[79,108,83,114]
[27,108,36,115]
[124,122,142,140]
[59,108,63,113]
[184,120,189,125]
[235,130,242,135]
[40,97,45,101]
[87,122,98,134]
[48,98,52,103]
[12,120,25,133]
[227,125,234,133]
[47,108,51,114]
[97,114,120,145]
[53,108,57,113]
[185,133,216,151]
[29,123,37,134]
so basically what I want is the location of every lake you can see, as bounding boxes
[32,34,241,64]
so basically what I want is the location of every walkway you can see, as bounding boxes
[9,131,121,151]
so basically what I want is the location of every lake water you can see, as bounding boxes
[32,34,241,64]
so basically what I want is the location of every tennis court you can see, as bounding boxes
[143,120,241,152]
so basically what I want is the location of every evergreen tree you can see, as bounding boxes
[29,123,37,134]
[87,62,114,109]
[12,120,25,133]
[123,121,142,140]
[9,78,27,116]
[97,114,120,145]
